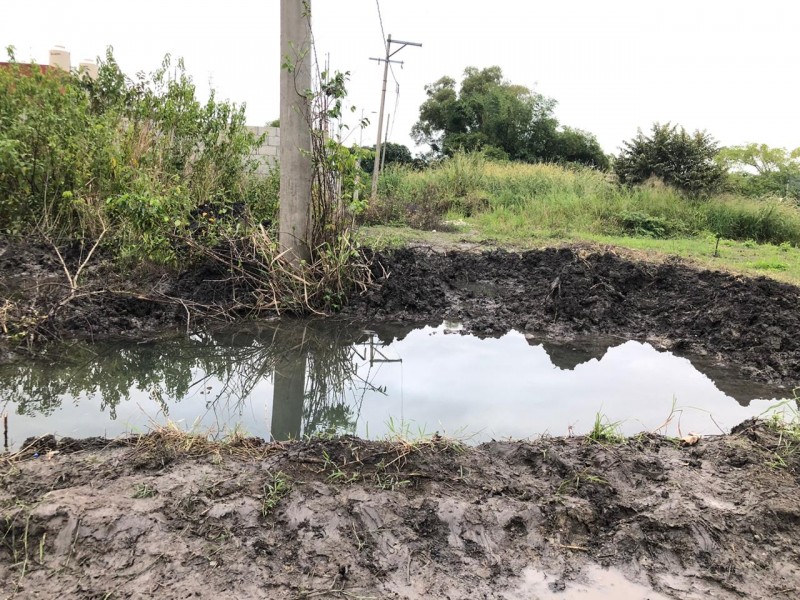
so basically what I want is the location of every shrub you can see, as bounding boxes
[616,210,672,238]
[0,47,265,265]
[615,122,726,197]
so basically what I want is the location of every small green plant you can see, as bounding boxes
[617,210,671,238]
[587,412,624,444]
[320,449,360,484]
[748,260,788,271]
[261,471,291,516]
[557,469,609,494]
[761,393,800,469]
[373,472,411,491]
[132,483,157,498]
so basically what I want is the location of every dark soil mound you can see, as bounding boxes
[345,247,800,387]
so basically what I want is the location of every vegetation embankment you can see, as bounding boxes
[0,49,370,346]
[363,152,800,284]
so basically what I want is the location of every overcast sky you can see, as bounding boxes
[3,0,799,155]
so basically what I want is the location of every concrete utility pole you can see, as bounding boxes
[279,0,313,267]
[370,35,422,200]
[271,340,307,441]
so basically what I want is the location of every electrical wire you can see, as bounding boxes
[388,81,400,141]
[375,0,386,46]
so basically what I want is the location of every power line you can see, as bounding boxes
[388,81,399,141]
[387,62,399,140]
[374,0,386,46]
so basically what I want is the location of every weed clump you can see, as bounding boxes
[586,412,625,445]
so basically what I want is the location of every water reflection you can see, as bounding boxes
[0,321,792,449]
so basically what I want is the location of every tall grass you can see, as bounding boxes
[367,153,800,246]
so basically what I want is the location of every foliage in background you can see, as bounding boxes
[614,122,726,197]
[360,142,414,174]
[719,143,800,200]
[0,41,374,326]
[365,152,800,247]
[0,46,274,264]
[411,66,608,169]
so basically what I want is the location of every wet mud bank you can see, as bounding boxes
[346,247,800,388]
[2,421,799,599]
[2,240,799,389]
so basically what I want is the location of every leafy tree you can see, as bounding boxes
[547,127,609,170]
[360,142,413,173]
[615,123,725,197]
[718,143,800,199]
[411,66,607,168]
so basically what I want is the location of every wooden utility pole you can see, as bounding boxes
[279,0,313,267]
[370,35,421,200]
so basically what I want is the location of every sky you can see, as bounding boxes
[3,0,800,155]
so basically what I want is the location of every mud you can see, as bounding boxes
[345,246,800,388]
[2,240,799,389]
[2,421,799,599]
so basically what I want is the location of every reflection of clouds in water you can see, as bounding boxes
[1,322,789,450]
[354,327,784,441]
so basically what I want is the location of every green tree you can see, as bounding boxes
[548,127,610,170]
[718,143,800,199]
[411,66,607,168]
[615,122,725,197]
[361,142,413,174]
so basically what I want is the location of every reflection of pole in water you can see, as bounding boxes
[270,343,307,442]
[2,412,8,453]
[365,332,404,425]
[268,326,404,441]
[365,332,403,367]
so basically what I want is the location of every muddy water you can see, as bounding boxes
[0,320,791,450]
[509,565,671,599]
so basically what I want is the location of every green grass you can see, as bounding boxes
[132,483,157,499]
[370,153,800,245]
[586,412,624,444]
[760,396,800,469]
[261,471,291,515]
[360,153,800,286]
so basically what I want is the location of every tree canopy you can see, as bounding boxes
[718,143,800,199]
[360,142,414,174]
[411,66,608,169]
[614,123,725,197]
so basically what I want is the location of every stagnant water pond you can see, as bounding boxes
[0,320,794,451]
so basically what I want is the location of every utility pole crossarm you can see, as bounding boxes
[388,39,422,59]
[370,34,422,201]
[369,57,404,65]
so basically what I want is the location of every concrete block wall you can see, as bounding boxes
[247,126,280,175]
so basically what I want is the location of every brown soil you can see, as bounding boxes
[2,421,799,599]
